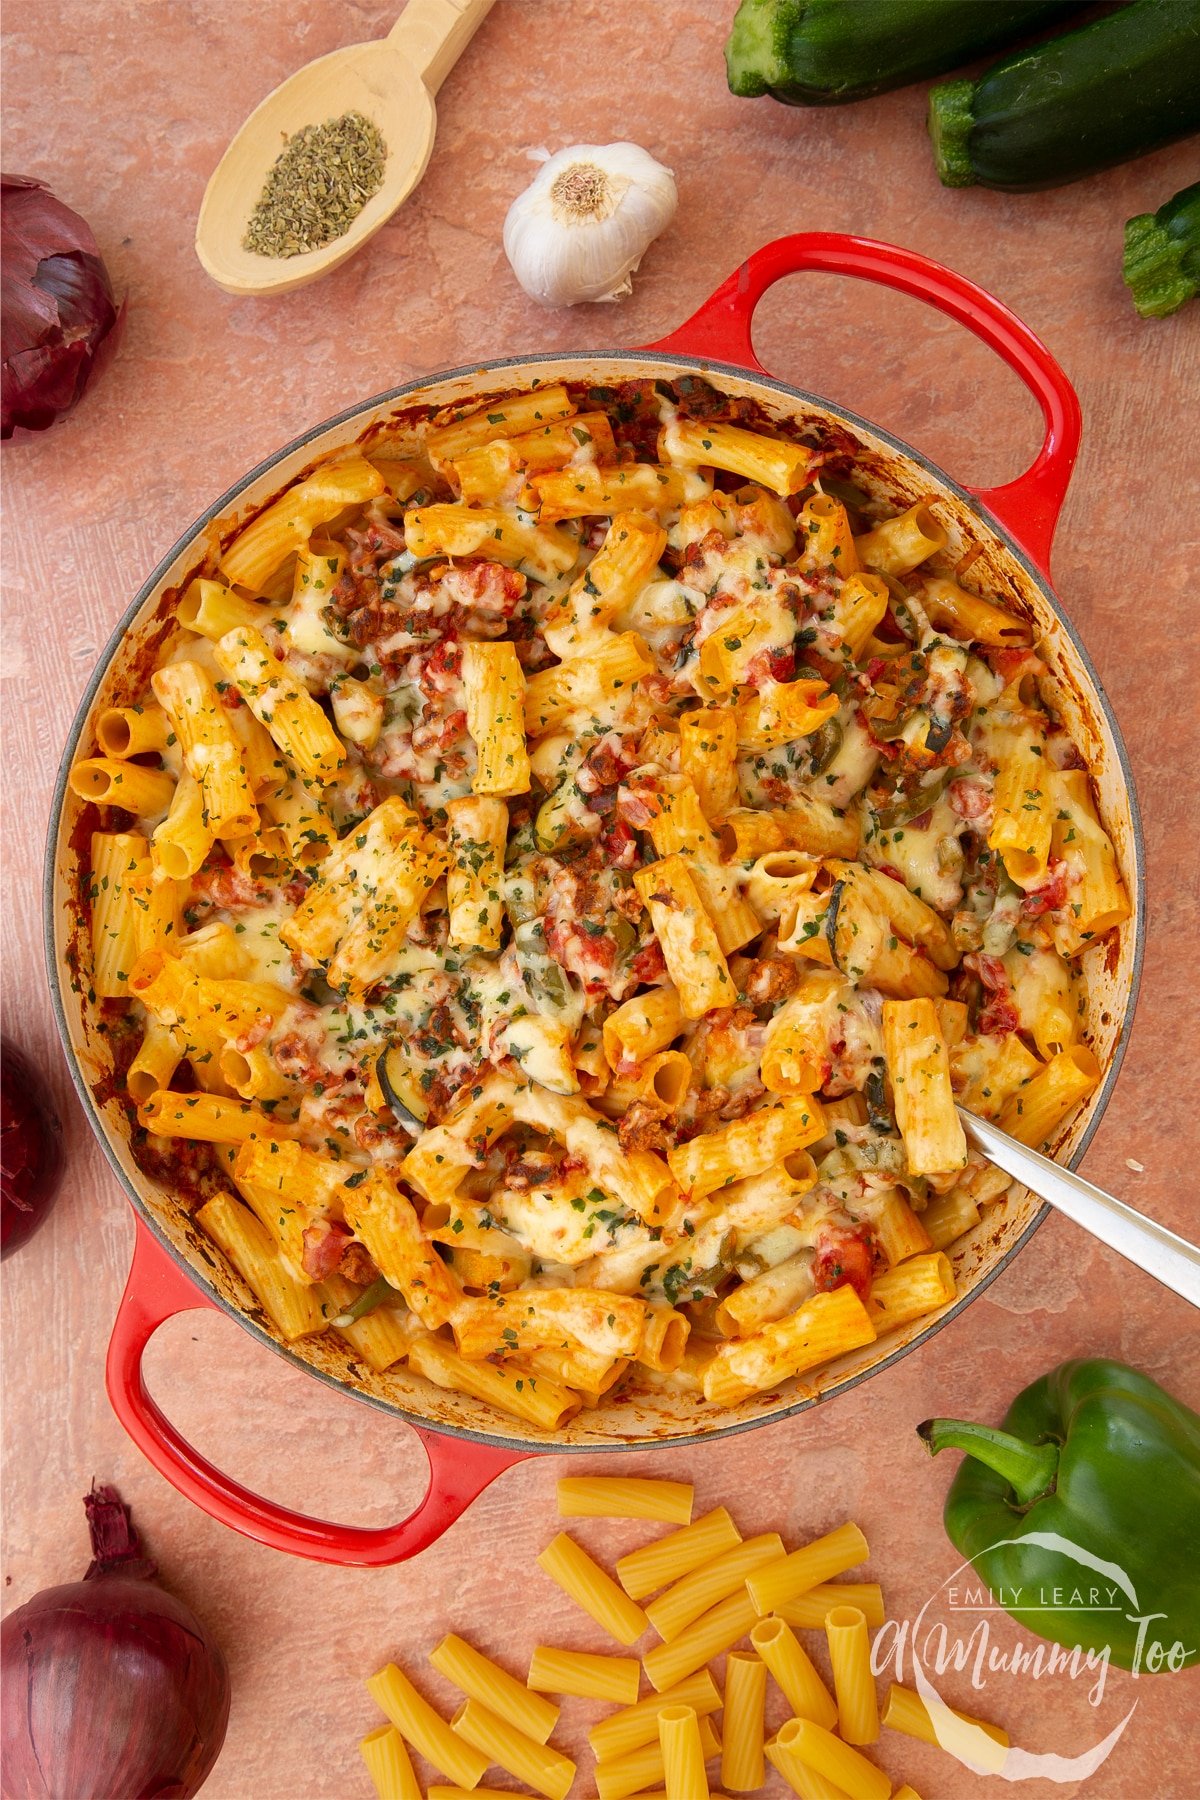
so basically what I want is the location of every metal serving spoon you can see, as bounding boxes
[958,1107,1200,1308]
[195,0,494,297]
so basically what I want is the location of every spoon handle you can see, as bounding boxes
[389,0,496,93]
[957,1107,1200,1308]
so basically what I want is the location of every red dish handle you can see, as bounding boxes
[646,232,1081,576]
[106,1219,526,1565]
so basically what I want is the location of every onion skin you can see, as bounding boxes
[1,1488,230,1800]
[0,1040,64,1259]
[1,174,126,442]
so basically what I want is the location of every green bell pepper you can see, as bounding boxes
[919,1359,1200,1672]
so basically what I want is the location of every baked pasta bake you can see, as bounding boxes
[73,376,1130,1426]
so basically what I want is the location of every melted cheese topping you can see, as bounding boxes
[96,378,1122,1420]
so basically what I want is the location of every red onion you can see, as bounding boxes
[1,1485,230,1798]
[1,174,126,442]
[1,1040,64,1259]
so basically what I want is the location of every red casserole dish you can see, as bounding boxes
[45,233,1143,1564]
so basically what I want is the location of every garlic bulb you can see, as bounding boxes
[503,143,678,309]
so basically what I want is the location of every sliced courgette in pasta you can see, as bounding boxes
[513,919,570,1011]
[534,778,594,854]
[375,1043,429,1132]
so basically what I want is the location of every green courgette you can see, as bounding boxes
[929,0,1200,191]
[725,0,1069,105]
[376,1043,428,1131]
[512,919,570,1011]
[1124,181,1200,317]
[534,777,593,854]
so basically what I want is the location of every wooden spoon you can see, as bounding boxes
[195,0,495,296]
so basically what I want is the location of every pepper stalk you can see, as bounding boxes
[918,1417,1060,1507]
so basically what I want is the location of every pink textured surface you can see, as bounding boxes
[3,3,1199,1796]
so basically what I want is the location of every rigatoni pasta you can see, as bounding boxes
[882,1682,1010,1758]
[556,1475,693,1524]
[658,1703,709,1800]
[747,1521,870,1614]
[594,1714,721,1800]
[770,1717,891,1800]
[195,1192,325,1342]
[645,1534,785,1642]
[721,1652,767,1793]
[642,1589,759,1692]
[364,1662,489,1789]
[450,1698,575,1800]
[776,1581,885,1631]
[528,1645,640,1705]
[536,1533,648,1646]
[749,1615,837,1730]
[355,1481,999,1800]
[825,1604,880,1744]
[588,1669,723,1762]
[616,1506,742,1600]
[429,1632,559,1742]
[359,1725,421,1800]
[77,376,1125,1431]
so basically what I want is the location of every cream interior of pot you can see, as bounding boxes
[50,357,1141,1450]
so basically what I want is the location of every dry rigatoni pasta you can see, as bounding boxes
[537,1533,648,1646]
[556,1475,693,1524]
[766,1730,845,1800]
[429,1632,559,1742]
[358,1725,421,1800]
[747,1521,870,1614]
[658,1703,709,1800]
[642,1588,759,1692]
[882,1681,1009,1755]
[450,1698,575,1800]
[825,1604,879,1744]
[776,1580,885,1631]
[645,1534,785,1642]
[770,1716,891,1800]
[429,1792,549,1800]
[528,1645,640,1704]
[721,1652,767,1793]
[594,1712,721,1800]
[588,1668,723,1761]
[365,1663,488,1790]
[750,1615,837,1730]
[616,1506,742,1600]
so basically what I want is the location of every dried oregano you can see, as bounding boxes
[243,111,387,258]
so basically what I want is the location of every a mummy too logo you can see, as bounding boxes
[870,1533,1193,1782]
